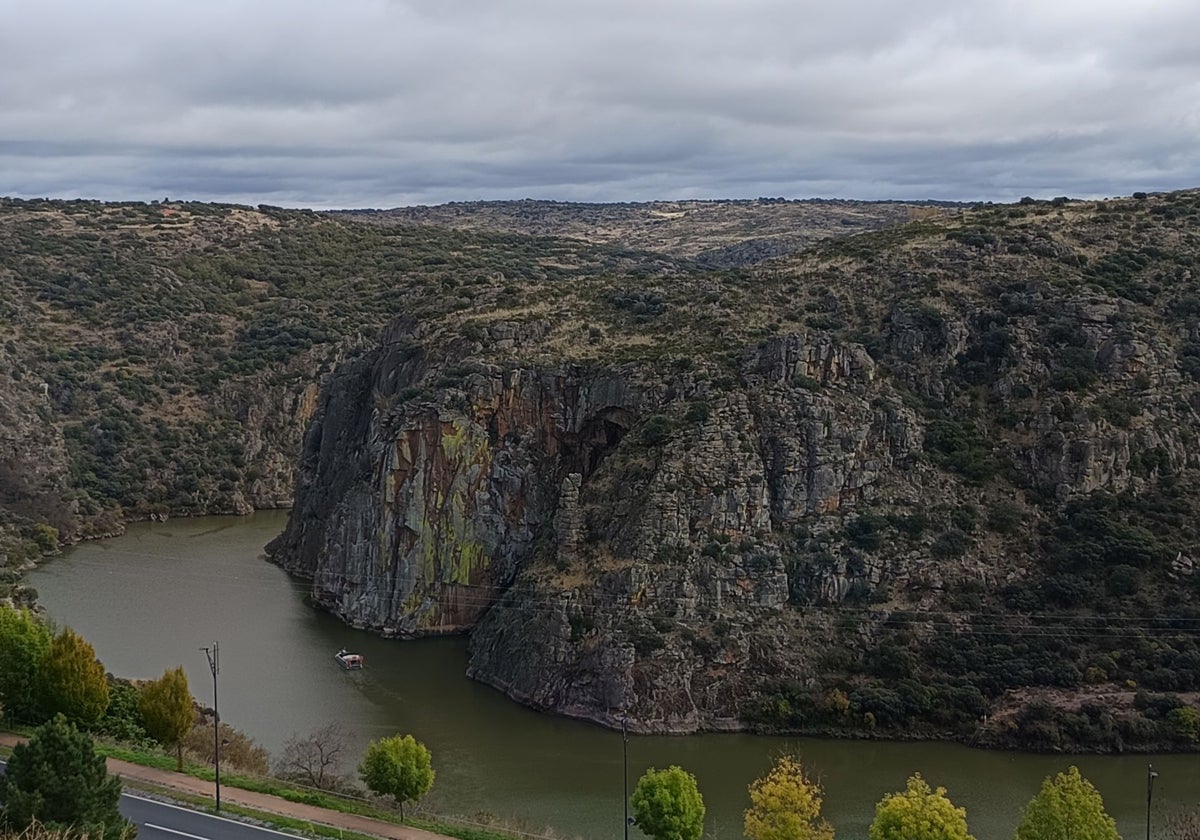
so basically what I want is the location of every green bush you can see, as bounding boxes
[985,501,1024,535]
[684,401,711,424]
[1165,706,1200,742]
[845,514,888,552]
[923,419,997,484]
[640,415,672,446]
[931,530,970,559]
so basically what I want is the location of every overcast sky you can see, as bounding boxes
[2,0,1198,207]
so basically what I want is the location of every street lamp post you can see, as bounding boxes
[622,715,630,840]
[1146,763,1158,840]
[201,641,221,812]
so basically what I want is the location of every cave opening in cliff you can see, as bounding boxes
[565,407,633,478]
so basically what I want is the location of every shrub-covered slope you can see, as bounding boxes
[269,191,1200,751]
[0,197,686,599]
[3,190,1199,751]
[334,197,955,267]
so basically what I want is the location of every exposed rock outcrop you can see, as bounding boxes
[268,192,1200,742]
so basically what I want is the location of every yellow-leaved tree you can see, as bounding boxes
[869,774,975,840]
[1013,766,1119,840]
[139,666,195,771]
[744,754,834,840]
[37,627,108,728]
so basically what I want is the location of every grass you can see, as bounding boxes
[7,732,543,840]
[89,740,544,840]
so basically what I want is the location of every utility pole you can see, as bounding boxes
[201,641,221,812]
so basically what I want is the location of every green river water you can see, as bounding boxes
[26,512,1198,839]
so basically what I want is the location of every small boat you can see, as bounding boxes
[335,649,364,670]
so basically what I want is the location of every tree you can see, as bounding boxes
[0,714,135,839]
[631,765,706,840]
[0,605,52,723]
[1013,766,1118,840]
[279,724,352,792]
[358,734,434,818]
[869,774,974,840]
[97,680,151,745]
[37,627,109,727]
[138,667,194,770]
[744,754,834,840]
[276,722,350,790]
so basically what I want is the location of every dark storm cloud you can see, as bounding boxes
[2,0,1198,205]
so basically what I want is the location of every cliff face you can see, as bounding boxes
[269,192,1200,746]
[269,311,1191,734]
[271,318,658,634]
[0,196,672,553]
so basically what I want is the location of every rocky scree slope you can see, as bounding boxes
[269,191,1200,750]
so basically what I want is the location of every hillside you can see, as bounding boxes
[0,195,897,595]
[271,190,1200,751]
[2,190,1199,752]
[0,197,685,598]
[335,198,957,267]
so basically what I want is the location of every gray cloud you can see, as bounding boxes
[2,0,1197,206]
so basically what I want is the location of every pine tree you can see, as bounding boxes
[0,714,134,838]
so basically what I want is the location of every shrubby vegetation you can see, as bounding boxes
[0,606,268,773]
[0,197,692,543]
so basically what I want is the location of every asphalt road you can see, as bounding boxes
[122,793,304,840]
[1,761,305,840]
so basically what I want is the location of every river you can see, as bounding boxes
[26,512,1198,839]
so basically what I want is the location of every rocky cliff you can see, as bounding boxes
[0,196,686,583]
[269,190,1200,748]
[4,191,1199,749]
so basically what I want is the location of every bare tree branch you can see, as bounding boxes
[275,722,350,790]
